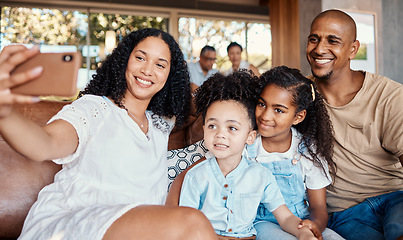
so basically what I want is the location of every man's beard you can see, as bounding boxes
[312,70,333,80]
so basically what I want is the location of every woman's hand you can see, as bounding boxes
[0,45,42,118]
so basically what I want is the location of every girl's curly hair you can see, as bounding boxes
[194,70,258,129]
[255,66,336,179]
[78,28,191,127]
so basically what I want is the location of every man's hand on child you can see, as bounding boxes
[297,226,318,240]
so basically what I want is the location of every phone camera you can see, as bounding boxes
[63,55,74,62]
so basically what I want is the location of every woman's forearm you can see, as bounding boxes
[0,109,78,161]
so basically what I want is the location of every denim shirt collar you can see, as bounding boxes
[208,153,249,185]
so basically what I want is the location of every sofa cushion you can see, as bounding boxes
[167,140,208,189]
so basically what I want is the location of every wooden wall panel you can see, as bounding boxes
[269,0,300,69]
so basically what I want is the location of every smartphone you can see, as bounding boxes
[11,52,82,97]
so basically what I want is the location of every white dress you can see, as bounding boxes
[18,95,174,240]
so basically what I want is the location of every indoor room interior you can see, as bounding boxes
[0,0,402,239]
[1,0,402,85]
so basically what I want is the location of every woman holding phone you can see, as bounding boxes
[0,29,217,240]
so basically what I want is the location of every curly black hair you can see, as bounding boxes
[78,28,191,127]
[255,66,336,179]
[194,70,258,129]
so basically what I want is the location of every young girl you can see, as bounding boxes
[245,66,342,240]
[179,71,317,240]
[0,29,217,240]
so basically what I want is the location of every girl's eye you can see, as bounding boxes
[229,126,237,131]
[136,56,145,61]
[257,101,266,108]
[208,124,216,129]
[275,108,284,113]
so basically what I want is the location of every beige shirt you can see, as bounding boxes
[311,72,403,213]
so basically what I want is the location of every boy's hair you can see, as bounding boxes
[256,66,336,179]
[226,42,243,53]
[79,28,191,127]
[194,70,258,130]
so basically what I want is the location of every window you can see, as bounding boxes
[1,6,88,90]
[1,4,270,90]
[179,17,271,73]
[85,12,167,88]
[1,6,168,91]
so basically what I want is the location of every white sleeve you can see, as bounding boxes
[300,155,332,190]
[48,97,94,165]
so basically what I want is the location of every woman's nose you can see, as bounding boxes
[141,62,152,75]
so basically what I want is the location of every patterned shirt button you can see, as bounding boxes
[228,228,232,232]
[224,184,228,188]
[223,196,227,200]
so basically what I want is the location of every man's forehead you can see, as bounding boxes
[310,19,345,36]
[203,51,216,56]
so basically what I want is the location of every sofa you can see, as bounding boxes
[0,100,205,240]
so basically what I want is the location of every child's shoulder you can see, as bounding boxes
[185,157,213,176]
[291,126,303,139]
[244,157,273,174]
[243,158,277,186]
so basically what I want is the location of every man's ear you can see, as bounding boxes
[293,110,306,125]
[246,130,257,145]
[348,40,360,60]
